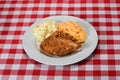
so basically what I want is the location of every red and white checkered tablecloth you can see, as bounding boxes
[0,0,120,80]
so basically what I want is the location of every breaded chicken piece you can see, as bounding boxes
[40,31,81,56]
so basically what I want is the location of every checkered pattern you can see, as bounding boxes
[0,0,120,80]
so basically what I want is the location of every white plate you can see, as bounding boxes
[22,15,98,66]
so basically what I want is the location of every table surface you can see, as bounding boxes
[0,0,120,80]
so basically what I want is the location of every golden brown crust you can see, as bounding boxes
[40,31,81,56]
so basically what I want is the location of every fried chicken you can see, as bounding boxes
[40,31,81,56]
